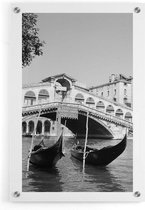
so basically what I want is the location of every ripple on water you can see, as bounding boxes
[22,137,133,192]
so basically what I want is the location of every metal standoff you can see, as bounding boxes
[13,191,20,198]
[134,7,141,13]
[134,191,141,197]
[13,7,20,13]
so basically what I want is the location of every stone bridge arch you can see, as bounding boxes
[28,120,35,133]
[40,110,113,139]
[22,100,132,139]
[22,121,27,134]
[22,116,53,136]
[44,120,51,133]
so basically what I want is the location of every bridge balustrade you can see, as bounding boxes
[22,102,133,129]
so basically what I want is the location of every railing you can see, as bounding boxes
[22,101,133,128]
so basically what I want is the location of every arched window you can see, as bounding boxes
[86,97,95,106]
[106,105,114,114]
[44,120,51,133]
[36,120,42,134]
[38,89,49,103]
[28,121,34,134]
[24,91,36,106]
[96,101,105,111]
[125,112,132,122]
[115,109,123,118]
[75,93,85,104]
[55,78,71,91]
[124,97,128,103]
[124,89,127,95]
[22,121,27,134]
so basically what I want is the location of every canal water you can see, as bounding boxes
[22,137,133,192]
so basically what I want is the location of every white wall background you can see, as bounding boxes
[0,0,145,209]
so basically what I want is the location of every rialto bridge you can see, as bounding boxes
[22,74,133,139]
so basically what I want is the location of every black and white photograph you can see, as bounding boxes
[22,13,133,192]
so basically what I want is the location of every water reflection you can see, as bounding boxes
[71,157,125,192]
[22,137,133,192]
[23,166,63,192]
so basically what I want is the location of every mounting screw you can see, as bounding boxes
[13,7,20,13]
[134,191,141,197]
[134,7,141,13]
[13,191,20,198]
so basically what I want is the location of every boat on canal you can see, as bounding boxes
[26,86,78,171]
[26,105,65,170]
[30,132,64,168]
[71,135,127,166]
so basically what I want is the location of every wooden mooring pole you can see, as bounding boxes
[82,111,89,175]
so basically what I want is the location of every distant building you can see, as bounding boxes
[89,74,133,108]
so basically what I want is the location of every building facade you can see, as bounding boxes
[89,74,133,108]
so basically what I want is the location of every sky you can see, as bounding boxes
[22,13,132,87]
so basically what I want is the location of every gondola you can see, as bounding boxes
[71,135,127,166]
[30,133,64,168]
